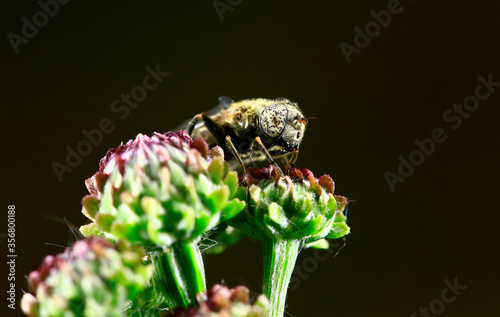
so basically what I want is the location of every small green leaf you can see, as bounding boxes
[141,196,163,217]
[82,195,100,220]
[79,223,106,238]
[111,221,142,242]
[96,214,116,232]
[221,199,246,221]
[249,185,267,207]
[169,162,185,186]
[222,171,239,197]
[208,157,224,183]
[327,222,350,239]
[267,202,293,231]
[206,187,230,212]
[305,239,330,249]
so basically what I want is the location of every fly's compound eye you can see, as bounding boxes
[259,104,288,139]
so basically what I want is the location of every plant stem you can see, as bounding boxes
[263,237,302,317]
[151,241,206,310]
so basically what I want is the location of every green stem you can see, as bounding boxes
[151,241,206,310]
[263,237,302,317]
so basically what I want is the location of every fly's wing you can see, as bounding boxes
[172,96,235,132]
[208,96,234,116]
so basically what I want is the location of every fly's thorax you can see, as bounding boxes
[228,107,255,139]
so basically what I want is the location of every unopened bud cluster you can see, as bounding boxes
[21,237,152,317]
[231,167,349,243]
[80,131,245,248]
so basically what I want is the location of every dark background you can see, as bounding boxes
[2,1,499,316]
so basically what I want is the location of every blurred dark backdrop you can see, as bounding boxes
[1,1,499,316]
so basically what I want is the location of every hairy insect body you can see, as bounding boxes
[187,97,307,175]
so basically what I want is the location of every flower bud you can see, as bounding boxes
[232,166,349,243]
[80,131,245,248]
[21,237,152,317]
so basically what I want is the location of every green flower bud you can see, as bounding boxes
[232,167,349,243]
[80,131,246,309]
[229,166,349,317]
[81,131,245,247]
[21,237,152,317]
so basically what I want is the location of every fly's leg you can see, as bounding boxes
[287,150,299,169]
[268,148,299,173]
[186,114,203,135]
[249,151,258,168]
[225,135,246,175]
[199,113,230,152]
[289,149,299,165]
[189,113,247,176]
[189,113,229,152]
[254,136,284,178]
[284,150,299,175]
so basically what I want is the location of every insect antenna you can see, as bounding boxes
[64,217,82,242]
[44,242,67,249]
